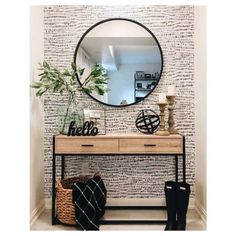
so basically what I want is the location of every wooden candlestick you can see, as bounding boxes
[156,103,170,136]
[166,95,178,134]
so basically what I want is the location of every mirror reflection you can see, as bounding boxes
[75,19,163,107]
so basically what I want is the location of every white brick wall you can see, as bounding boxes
[43,5,195,198]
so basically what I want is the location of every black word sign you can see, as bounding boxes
[67,121,98,136]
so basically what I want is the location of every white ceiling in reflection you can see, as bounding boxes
[81,37,161,71]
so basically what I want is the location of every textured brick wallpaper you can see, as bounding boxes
[43,5,195,198]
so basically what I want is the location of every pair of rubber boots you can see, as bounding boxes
[164,181,191,230]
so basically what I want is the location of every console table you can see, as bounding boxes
[52,133,186,225]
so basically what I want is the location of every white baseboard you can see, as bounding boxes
[30,199,45,227]
[194,198,207,225]
[45,197,195,209]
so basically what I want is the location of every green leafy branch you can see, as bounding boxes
[81,64,109,95]
[30,61,109,97]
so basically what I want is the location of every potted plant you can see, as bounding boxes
[31,61,109,134]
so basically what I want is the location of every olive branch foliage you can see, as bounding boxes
[31,61,109,97]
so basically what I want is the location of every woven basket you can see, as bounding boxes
[56,176,90,225]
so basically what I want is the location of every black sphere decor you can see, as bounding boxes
[135,109,160,134]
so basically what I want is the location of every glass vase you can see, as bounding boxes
[57,92,84,135]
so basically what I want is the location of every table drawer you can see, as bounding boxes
[55,138,119,154]
[119,138,183,154]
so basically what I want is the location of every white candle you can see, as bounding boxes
[159,93,166,103]
[167,85,176,96]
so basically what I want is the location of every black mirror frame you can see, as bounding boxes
[74,18,164,108]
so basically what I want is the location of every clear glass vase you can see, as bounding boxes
[57,92,84,135]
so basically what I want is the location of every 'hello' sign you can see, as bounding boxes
[67,121,98,136]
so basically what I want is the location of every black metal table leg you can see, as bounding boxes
[175,155,178,182]
[52,136,56,225]
[61,155,65,180]
[183,136,186,182]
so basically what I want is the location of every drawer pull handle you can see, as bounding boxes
[81,144,94,147]
[144,144,156,147]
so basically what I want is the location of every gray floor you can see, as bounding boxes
[31,209,206,231]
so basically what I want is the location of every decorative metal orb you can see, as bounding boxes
[135,109,160,134]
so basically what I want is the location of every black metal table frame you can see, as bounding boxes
[52,136,186,225]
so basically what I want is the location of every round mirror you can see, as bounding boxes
[74,18,163,107]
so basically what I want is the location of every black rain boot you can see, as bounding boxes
[164,181,177,230]
[176,182,191,230]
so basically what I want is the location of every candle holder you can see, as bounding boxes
[166,95,178,134]
[155,103,170,136]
